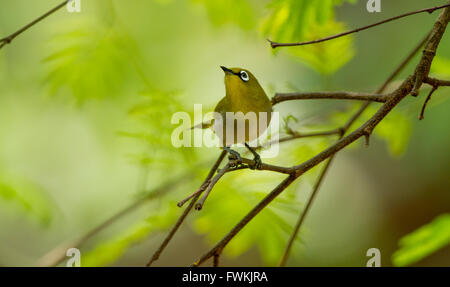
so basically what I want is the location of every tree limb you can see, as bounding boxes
[268,3,450,48]
[424,76,450,87]
[272,92,388,105]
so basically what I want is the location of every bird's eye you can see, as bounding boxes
[240,71,249,82]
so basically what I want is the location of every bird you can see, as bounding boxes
[195,66,273,168]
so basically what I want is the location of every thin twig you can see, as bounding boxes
[268,3,450,48]
[146,151,227,266]
[0,0,69,49]
[419,85,438,120]
[195,162,232,210]
[177,180,210,208]
[419,76,450,119]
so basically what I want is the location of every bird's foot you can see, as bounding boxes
[250,154,262,170]
[226,149,242,167]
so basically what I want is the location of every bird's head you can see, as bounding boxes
[220,66,263,96]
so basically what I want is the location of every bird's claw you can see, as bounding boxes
[250,155,262,170]
[228,150,242,166]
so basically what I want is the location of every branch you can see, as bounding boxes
[411,6,450,96]
[146,150,227,266]
[213,253,220,267]
[257,128,343,151]
[239,158,295,175]
[278,30,432,266]
[192,4,450,266]
[419,76,450,120]
[195,162,232,210]
[419,85,438,120]
[340,29,432,133]
[268,3,450,48]
[424,76,450,87]
[272,92,388,105]
[0,0,69,50]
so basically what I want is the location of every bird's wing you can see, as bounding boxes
[191,97,230,129]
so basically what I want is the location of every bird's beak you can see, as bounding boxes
[220,66,233,74]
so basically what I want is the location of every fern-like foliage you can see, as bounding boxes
[43,17,138,103]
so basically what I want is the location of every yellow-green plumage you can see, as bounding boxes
[213,67,272,146]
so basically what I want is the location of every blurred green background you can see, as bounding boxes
[0,0,449,267]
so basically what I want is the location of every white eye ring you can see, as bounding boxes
[240,71,249,82]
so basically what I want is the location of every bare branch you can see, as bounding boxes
[195,162,232,210]
[239,158,295,175]
[419,85,438,120]
[424,76,450,87]
[411,5,450,96]
[272,92,388,105]
[0,0,69,50]
[268,3,450,48]
[257,129,342,151]
[177,180,211,208]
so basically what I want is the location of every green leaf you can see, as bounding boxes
[286,20,355,75]
[263,0,356,74]
[392,214,450,267]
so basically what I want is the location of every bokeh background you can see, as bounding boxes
[0,0,449,267]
